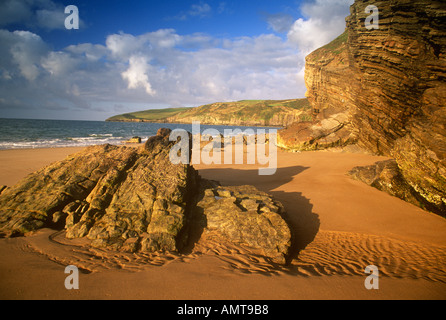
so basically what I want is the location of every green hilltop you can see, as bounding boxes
[106,107,191,122]
[106,98,312,127]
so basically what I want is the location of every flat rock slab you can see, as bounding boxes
[195,185,292,264]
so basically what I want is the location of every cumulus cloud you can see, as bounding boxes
[122,55,156,96]
[5,30,47,81]
[287,0,354,53]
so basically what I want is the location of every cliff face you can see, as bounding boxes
[166,99,312,127]
[107,99,312,128]
[303,0,446,215]
[277,31,359,151]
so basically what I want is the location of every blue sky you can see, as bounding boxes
[0,0,354,120]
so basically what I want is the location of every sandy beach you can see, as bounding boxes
[0,146,445,300]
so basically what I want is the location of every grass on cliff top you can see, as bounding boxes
[171,99,311,122]
[309,30,348,60]
[107,99,311,124]
[106,107,191,121]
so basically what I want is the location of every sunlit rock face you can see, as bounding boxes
[300,0,445,215]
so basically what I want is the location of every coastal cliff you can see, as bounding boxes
[107,99,312,128]
[282,0,446,215]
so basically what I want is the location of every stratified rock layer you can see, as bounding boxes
[303,0,446,215]
[349,159,439,212]
[0,129,292,262]
[0,129,199,252]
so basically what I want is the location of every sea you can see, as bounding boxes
[0,118,279,150]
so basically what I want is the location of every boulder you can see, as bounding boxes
[194,184,292,264]
[348,160,440,213]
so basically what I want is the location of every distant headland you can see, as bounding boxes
[105,99,312,128]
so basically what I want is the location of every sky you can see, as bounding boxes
[0,0,354,121]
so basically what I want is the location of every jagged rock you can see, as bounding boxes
[0,128,293,263]
[0,129,199,253]
[194,185,292,264]
[277,111,357,151]
[301,0,446,215]
[348,160,438,212]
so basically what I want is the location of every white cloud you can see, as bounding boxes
[172,2,213,21]
[121,55,156,96]
[287,0,354,54]
[9,30,48,81]
[41,51,78,76]
[36,7,67,30]
[189,3,212,18]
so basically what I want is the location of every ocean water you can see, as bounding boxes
[0,118,279,150]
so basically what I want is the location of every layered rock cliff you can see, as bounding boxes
[286,0,446,215]
[277,32,359,151]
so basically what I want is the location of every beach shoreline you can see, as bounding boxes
[0,145,445,300]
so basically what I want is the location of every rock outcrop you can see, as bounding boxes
[0,129,199,253]
[0,129,292,262]
[277,111,357,151]
[194,184,291,264]
[278,31,359,152]
[288,0,445,215]
[348,160,439,212]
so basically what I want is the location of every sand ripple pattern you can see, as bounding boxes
[293,231,446,282]
[23,229,446,283]
[192,231,446,282]
[22,230,195,273]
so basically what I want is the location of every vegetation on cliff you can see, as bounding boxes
[106,99,311,127]
[106,107,191,122]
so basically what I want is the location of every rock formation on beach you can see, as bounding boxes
[194,184,291,264]
[0,128,292,263]
[280,0,446,215]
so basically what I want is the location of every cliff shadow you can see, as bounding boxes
[193,165,320,264]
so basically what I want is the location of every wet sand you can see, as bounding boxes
[0,146,445,300]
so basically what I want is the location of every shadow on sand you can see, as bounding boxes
[196,165,320,264]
